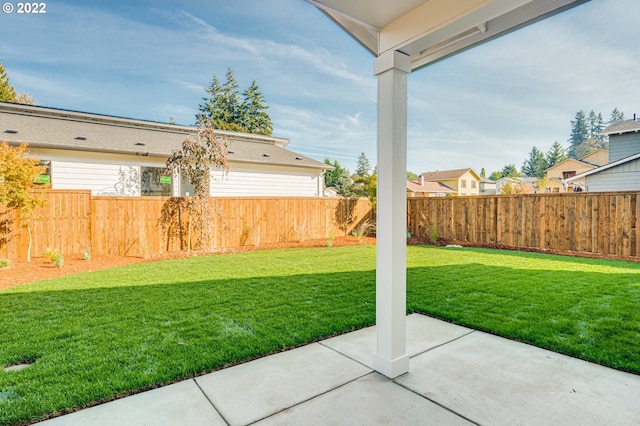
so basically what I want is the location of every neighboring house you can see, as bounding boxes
[580,149,609,167]
[0,102,330,197]
[542,149,607,192]
[565,118,640,192]
[407,168,481,196]
[406,177,456,197]
[479,177,496,195]
[495,176,537,194]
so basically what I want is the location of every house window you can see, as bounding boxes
[461,179,467,188]
[563,171,576,179]
[471,180,476,189]
[141,167,171,196]
[34,160,51,185]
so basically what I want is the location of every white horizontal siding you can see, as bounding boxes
[29,148,325,197]
[210,165,322,197]
[52,161,141,195]
[586,158,640,191]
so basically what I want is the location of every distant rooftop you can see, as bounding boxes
[601,117,640,136]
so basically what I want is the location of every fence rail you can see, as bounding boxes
[1,191,372,260]
[408,192,640,258]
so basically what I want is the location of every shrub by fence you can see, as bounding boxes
[1,191,373,260]
[408,192,640,258]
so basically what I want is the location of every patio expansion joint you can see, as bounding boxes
[383,329,481,425]
[244,370,376,426]
[411,328,477,359]
[318,340,376,371]
[193,378,231,426]
[391,376,482,426]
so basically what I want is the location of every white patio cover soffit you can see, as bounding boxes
[308,0,589,70]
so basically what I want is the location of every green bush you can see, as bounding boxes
[0,258,9,269]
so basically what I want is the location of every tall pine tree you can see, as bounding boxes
[546,141,567,168]
[198,69,272,135]
[609,107,624,124]
[241,80,272,136]
[355,152,371,177]
[568,110,588,159]
[521,146,548,178]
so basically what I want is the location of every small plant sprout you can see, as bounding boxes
[326,230,335,247]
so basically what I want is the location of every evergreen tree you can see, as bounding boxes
[241,80,272,136]
[501,164,519,178]
[488,171,503,181]
[546,141,567,168]
[0,60,34,104]
[479,168,486,179]
[198,74,224,124]
[217,68,242,131]
[198,69,272,135]
[324,158,353,196]
[521,146,548,178]
[587,110,605,145]
[0,61,17,102]
[568,110,588,158]
[355,152,371,177]
[609,107,625,124]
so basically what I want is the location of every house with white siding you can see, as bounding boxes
[565,118,640,192]
[0,102,330,197]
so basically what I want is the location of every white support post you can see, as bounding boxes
[372,50,411,379]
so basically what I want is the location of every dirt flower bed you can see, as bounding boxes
[0,236,376,291]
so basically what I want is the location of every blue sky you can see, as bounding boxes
[1,0,639,175]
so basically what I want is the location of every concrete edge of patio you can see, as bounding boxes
[38,314,640,426]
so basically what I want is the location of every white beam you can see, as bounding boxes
[372,50,411,379]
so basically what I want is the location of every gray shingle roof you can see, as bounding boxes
[601,119,640,136]
[0,102,330,170]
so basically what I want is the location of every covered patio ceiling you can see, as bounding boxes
[309,0,589,70]
[308,0,590,379]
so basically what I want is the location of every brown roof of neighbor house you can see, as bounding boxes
[601,118,640,135]
[407,179,455,193]
[0,102,331,170]
[419,168,480,181]
[545,157,596,173]
[579,149,608,166]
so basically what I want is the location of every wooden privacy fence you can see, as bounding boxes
[1,191,372,261]
[408,192,640,258]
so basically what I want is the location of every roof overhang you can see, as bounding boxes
[308,0,589,71]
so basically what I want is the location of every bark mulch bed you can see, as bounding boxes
[0,236,376,291]
[3,235,637,291]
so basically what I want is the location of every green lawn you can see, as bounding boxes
[1,245,639,425]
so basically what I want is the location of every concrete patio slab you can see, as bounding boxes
[254,372,473,426]
[195,342,371,425]
[38,379,225,426]
[36,314,640,426]
[321,313,472,367]
[396,330,640,426]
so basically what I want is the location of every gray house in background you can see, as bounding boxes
[566,118,640,192]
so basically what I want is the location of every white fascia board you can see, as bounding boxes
[564,152,640,183]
